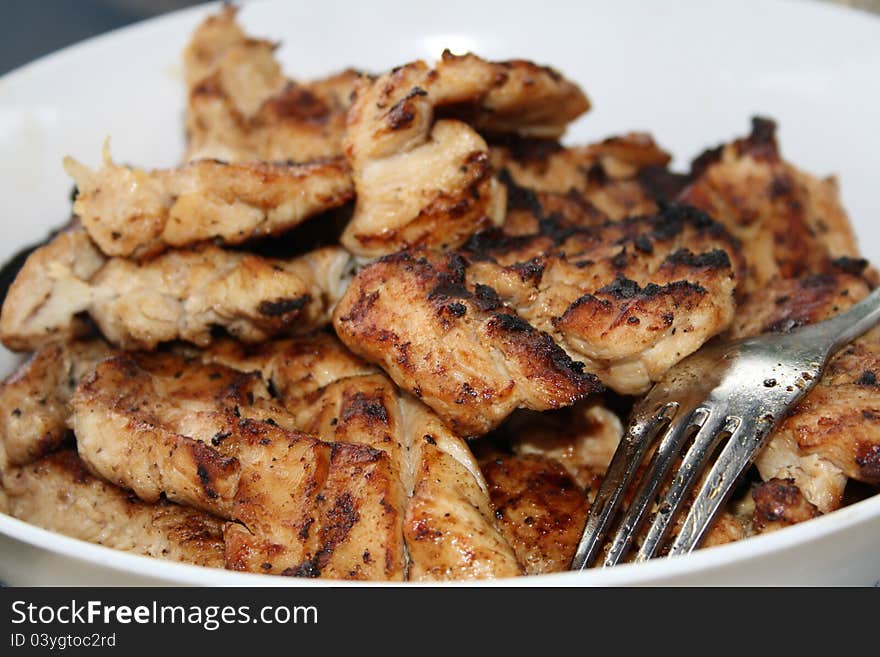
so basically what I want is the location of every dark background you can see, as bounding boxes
[1,0,204,76]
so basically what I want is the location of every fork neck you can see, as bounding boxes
[793,284,880,355]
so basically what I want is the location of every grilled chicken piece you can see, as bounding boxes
[65,148,352,258]
[400,397,521,579]
[751,478,821,534]
[334,249,602,435]
[729,269,880,513]
[336,205,738,430]
[201,333,522,580]
[477,401,612,572]
[480,453,588,575]
[0,228,104,351]
[499,401,623,493]
[1,448,225,567]
[490,133,683,234]
[0,226,352,351]
[342,66,503,258]
[430,51,590,138]
[0,338,112,466]
[188,67,362,164]
[341,52,590,258]
[184,8,359,162]
[508,401,750,549]
[766,331,880,503]
[71,352,405,579]
[182,4,254,89]
[680,118,860,293]
[726,267,870,340]
[463,205,740,395]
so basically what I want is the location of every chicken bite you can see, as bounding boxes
[680,118,860,293]
[66,148,352,258]
[480,453,588,575]
[71,352,405,579]
[341,53,589,258]
[1,448,226,568]
[184,7,361,163]
[0,338,112,466]
[334,249,602,435]
[463,205,740,394]
[0,227,352,351]
[200,333,523,580]
[490,132,682,234]
[335,205,738,435]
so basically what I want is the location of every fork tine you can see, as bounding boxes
[668,416,774,555]
[602,407,710,567]
[634,414,739,561]
[570,402,677,570]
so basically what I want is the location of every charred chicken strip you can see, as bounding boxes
[298,365,523,580]
[201,333,523,579]
[184,8,360,163]
[399,396,522,579]
[0,338,112,466]
[334,249,602,435]
[463,205,740,394]
[0,227,352,351]
[65,149,352,258]
[490,133,684,234]
[1,448,226,568]
[729,269,880,513]
[335,205,738,432]
[71,352,405,579]
[680,118,860,293]
[480,452,588,575]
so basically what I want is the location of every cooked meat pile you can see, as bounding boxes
[1,6,877,580]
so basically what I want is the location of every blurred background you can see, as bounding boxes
[1,0,204,75]
[1,0,878,76]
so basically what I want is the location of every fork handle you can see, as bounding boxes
[797,285,880,354]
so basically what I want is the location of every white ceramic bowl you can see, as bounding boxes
[1,0,879,585]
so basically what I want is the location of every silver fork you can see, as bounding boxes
[571,285,880,570]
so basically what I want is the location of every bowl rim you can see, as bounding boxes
[3,489,878,586]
